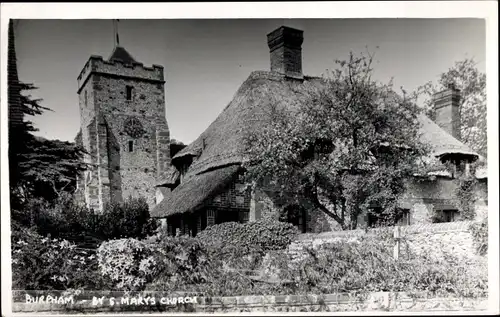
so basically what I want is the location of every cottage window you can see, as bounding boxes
[126,85,134,101]
[396,209,411,226]
[196,215,202,234]
[207,210,216,227]
[456,160,466,176]
[465,163,471,177]
[183,221,190,237]
[444,157,470,178]
[167,222,173,236]
[239,210,250,223]
[441,209,459,223]
[178,157,193,184]
[128,140,134,152]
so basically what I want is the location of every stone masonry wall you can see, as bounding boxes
[12,292,488,313]
[78,56,169,211]
[247,175,488,233]
[290,221,481,263]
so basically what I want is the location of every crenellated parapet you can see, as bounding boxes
[77,55,164,94]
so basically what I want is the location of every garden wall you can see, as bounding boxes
[11,291,488,313]
[290,221,480,262]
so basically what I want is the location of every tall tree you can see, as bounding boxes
[421,58,487,156]
[8,20,88,208]
[243,51,430,230]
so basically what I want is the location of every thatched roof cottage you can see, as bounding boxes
[151,26,488,236]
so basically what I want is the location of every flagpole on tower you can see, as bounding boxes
[113,19,120,47]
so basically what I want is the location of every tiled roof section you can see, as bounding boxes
[108,46,137,64]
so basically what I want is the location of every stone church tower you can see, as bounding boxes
[76,41,170,212]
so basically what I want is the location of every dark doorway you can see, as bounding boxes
[282,205,307,233]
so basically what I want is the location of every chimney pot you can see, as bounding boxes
[446,82,458,91]
[267,26,304,79]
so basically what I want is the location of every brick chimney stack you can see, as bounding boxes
[433,84,462,140]
[267,26,304,79]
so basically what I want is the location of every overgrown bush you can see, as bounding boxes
[147,228,486,298]
[145,234,279,297]
[469,217,488,256]
[262,234,488,298]
[147,220,300,297]
[12,194,94,241]
[12,195,158,245]
[145,235,216,294]
[98,197,159,240]
[97,238,157,291]
[152,235,212,285]
[197,218,299,259]
[11,221,111,290]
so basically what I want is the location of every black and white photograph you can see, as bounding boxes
[1,2,498,315]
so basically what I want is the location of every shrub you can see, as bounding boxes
[197,218,299,259]
[145,219,299,296]
[11,221,110,290]
[145,234,277,297]
[97,238,157,291]
[11,194,94,241]
[469,217,488,256]
[262,234,488,298]
[13,195,159,245]
[145,235,219,294]
[98,197,159,240]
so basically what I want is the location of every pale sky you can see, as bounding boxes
[14,18,485,144]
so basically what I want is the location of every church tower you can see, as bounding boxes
[76,22,170,212]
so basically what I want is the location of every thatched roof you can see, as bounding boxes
[174,71,478,174]
[152,70,481,218]
[156,165,180,187]
[150,164,241,217]
[417,114,477,158]
[172,71,323,177]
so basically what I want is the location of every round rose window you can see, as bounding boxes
[124,117,144,138]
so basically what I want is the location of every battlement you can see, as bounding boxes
[77,55,164,93]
